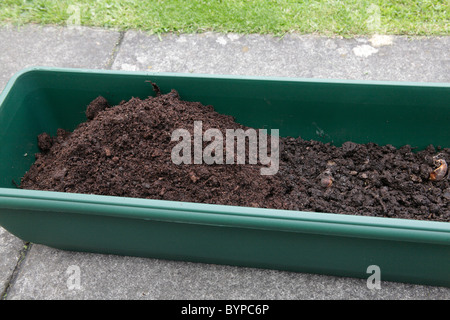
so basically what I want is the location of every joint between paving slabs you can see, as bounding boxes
[1,242,32,300]
[105,31,125,70]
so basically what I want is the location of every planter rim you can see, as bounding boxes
[2,66,450,101]
[1,188,449,246]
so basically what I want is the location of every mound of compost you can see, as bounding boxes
[20,85,450,222]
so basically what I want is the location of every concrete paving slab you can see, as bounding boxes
[0,24,120,298]
[0,228,24,296]
[112,32,450,82]
[0,24,121,92]
[7,244,450,300]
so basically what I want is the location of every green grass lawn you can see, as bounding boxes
[0,0,448,36]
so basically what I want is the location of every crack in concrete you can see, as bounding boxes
[105,31,125,70]
[1,242,32,300]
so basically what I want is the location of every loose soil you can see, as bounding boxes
[20,84,450,222]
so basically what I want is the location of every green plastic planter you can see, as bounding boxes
[0,67,449,287]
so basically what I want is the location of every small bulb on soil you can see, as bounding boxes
[318,169,333,188]
[320,176,333,188]
[429,159,447,181]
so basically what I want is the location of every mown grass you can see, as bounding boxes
[0,0,448,36]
